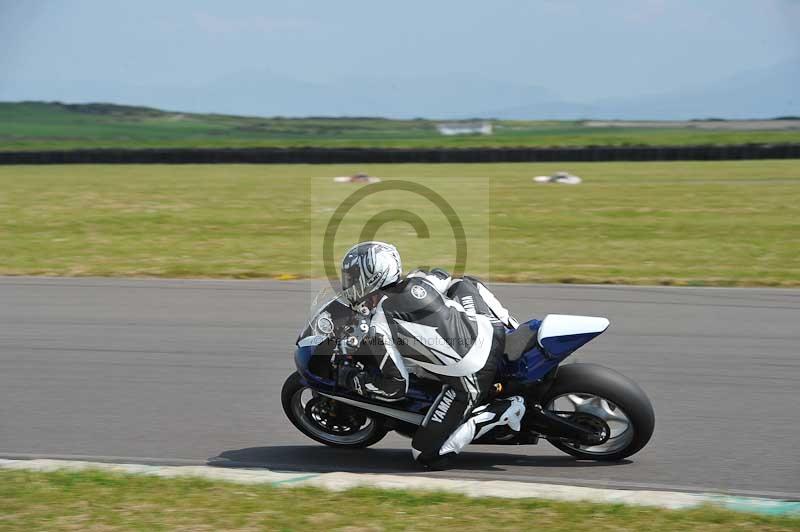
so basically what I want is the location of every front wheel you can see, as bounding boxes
[540,363,655,461]
[281,372,388,448]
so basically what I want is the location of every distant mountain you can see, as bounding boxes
[1,60,796,119]
[1,71,556,119]
[171,71,556,119]
[487,59,800,120]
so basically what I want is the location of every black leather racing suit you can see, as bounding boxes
[354,269,518,464]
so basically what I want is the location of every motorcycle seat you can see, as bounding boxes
[504,322,539,361]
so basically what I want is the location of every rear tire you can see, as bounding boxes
[281,372,388,449]
[540,363,655,461]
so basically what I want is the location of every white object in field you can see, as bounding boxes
[533,171,582,185]
[537,314,610,346]
[436,121,493,136]
[333,173,381,184]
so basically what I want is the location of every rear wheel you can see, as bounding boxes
[540,363,655,461]
[281,372,388,448]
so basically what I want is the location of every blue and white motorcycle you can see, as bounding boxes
[282,289,655,461]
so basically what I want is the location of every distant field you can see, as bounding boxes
[1,160,798,286]
[2,102,800,151]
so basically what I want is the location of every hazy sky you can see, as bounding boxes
[1,0,798,117]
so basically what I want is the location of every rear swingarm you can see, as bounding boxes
[523,403,608,446]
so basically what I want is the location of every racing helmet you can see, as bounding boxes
[340,241,402,306]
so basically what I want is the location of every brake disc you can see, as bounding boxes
[305,396,367,435]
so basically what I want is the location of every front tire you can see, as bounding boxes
[540,363,655,461]
[281,372,388,448]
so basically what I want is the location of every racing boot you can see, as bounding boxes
[437,396,526,458]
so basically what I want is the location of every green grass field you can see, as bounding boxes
[2,102,800,151]
[1,160,798,286]
[2,470,797,531]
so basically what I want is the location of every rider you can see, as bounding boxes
[338,241,526,467]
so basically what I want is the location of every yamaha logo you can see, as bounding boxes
[430,388,457,423]
[411,285,427,299]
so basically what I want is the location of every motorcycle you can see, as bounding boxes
[282,288,655,461]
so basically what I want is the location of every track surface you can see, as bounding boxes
[1,277,798,498]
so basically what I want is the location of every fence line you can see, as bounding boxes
[1,144,798,164]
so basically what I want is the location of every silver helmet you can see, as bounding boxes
[340,241,402,306]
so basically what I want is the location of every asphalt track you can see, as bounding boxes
[1,277,798,498]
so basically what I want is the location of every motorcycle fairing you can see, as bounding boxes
[294,344,438,419]
[501,319,555,382]
[294,305,610,425]
[504,320,542,361]
[537,314,610,359]
[296,295,352,345]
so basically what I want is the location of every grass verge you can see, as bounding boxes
[1,160,798,285]
[1,469,798,531]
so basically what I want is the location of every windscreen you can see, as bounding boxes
[298,287,354,344]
